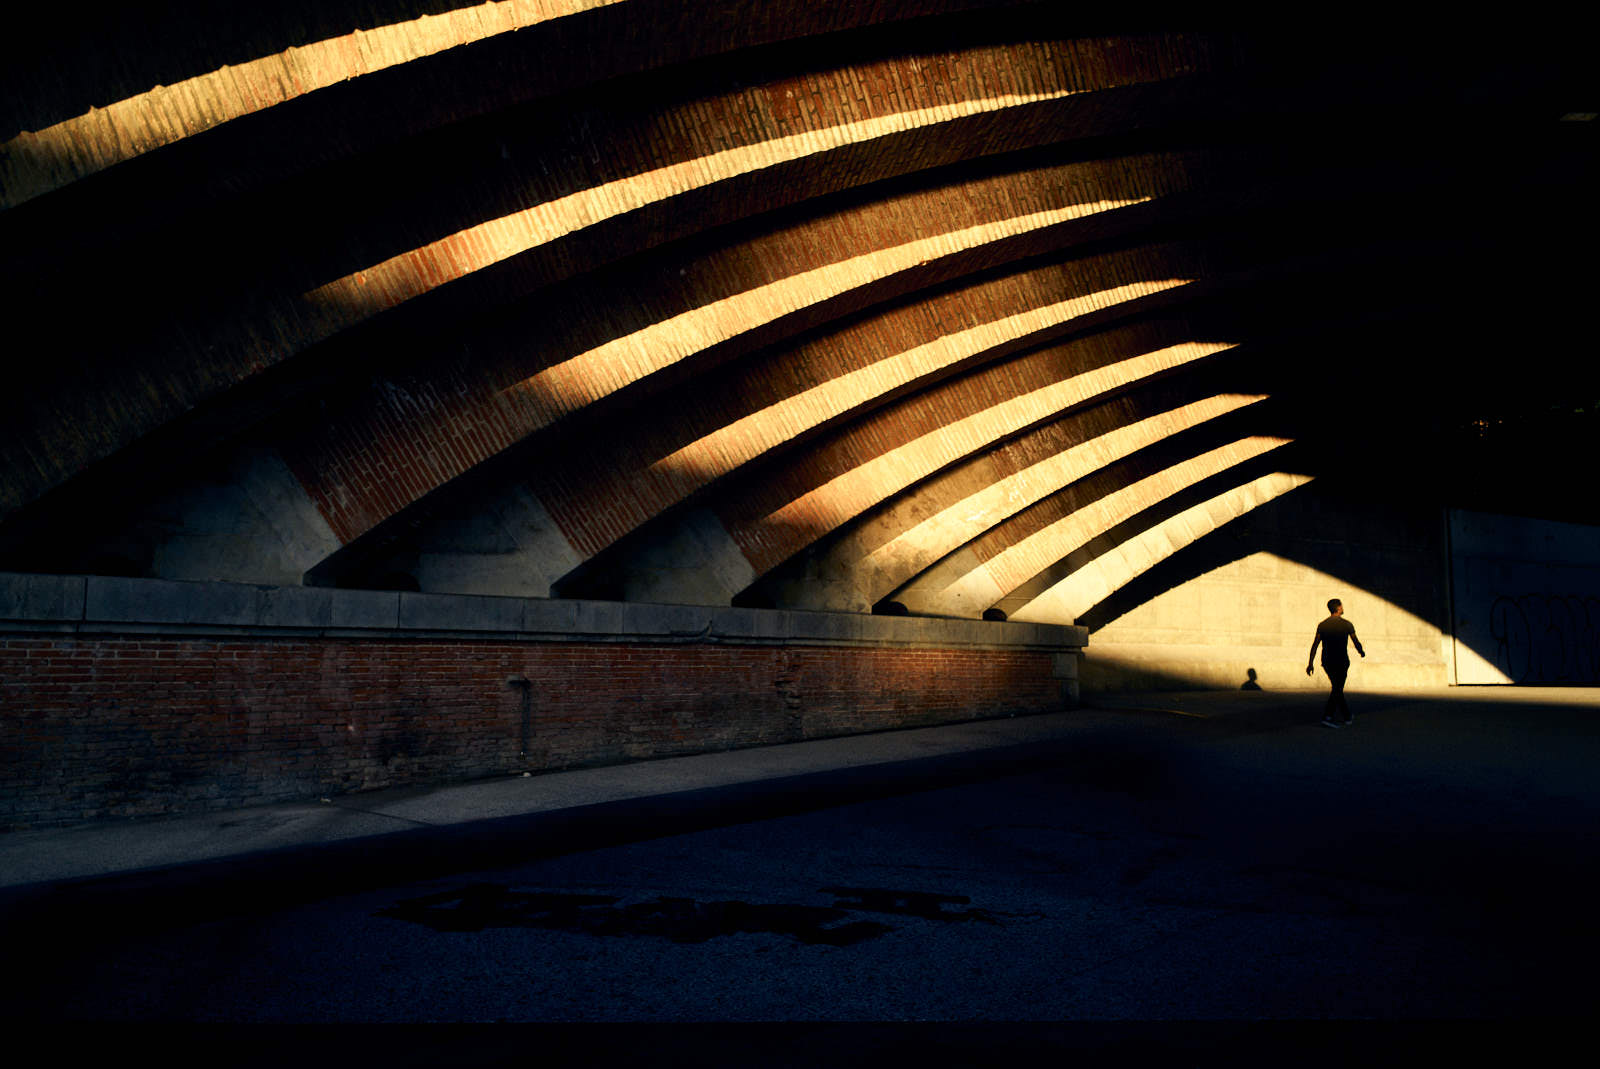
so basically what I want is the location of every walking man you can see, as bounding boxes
[1308,598,1365,728]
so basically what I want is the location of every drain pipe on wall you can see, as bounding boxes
[507,675,533,759]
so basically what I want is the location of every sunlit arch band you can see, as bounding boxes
[849,392,1266,603]
[300,94,1159,331]
[540,339,1233,563]
[303,274,1202,550]
[730,389,1263,584]
[896,435,1294,616]
[1,0,628,208]
[518,269,1192,417]
[1010,471,1315,624]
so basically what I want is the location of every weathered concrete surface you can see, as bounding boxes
[73,444,341,587]
[410,483,585,599]
[1077,482,1452,693]
[0,571,1083,650]
[1449,509,1600,684]
[588,506,758,608]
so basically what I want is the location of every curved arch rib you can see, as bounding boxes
[725,385,1263,584]
[830,392,1267,610]
[3,34,1223,519]
[306,89,1140,328]
[291,239,1207,548]
[893,435,1291,617]
[295,33,1221,326]
[2,0,628,208]
[516,341,1238,600]
[1010,472,1315,625]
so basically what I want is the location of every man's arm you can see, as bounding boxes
[1307,631,1321,675]
[1351,629,1365,658]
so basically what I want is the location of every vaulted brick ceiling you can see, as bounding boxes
[3,1,1595,623]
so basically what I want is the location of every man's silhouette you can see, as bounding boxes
[1307,598,1364,728]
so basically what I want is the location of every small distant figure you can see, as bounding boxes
[1308,598,1365,728]
[1240,668,1261,691]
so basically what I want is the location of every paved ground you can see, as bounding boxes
[1,686,1595,1058]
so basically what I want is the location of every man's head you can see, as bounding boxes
[1327,598,1343,615]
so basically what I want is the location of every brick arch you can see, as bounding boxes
[714,364,1259,572]
[1009,471,1315,626]
[1,23,1235,522]
[730,361,1275,607]
[279,230,1216,558]
[890,429,1294,618]
[368,307,1261,602]
[756,381,1269,613]
[2,0,627,208]
[297,38,1221,330]
[532,330,1235,571]
[4,7,1589,653]
[493,151,1224,518]
[11,1,1104,209]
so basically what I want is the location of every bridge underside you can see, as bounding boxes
[4,3,1597,694]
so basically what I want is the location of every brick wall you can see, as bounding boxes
[0,574,1083,828]
[0,635,1062,828]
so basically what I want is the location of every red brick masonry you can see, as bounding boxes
[1,635,1063,827]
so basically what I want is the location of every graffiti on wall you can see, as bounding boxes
[1487,593,1600,684]
[1449,509,1600,685]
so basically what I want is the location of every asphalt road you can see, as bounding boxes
[3,688,1596,1059]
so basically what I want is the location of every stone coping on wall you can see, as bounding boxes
[0,572,1086,654]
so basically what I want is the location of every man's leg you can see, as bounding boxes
[1321,664,1341,726]
[1326,663,1350,724]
